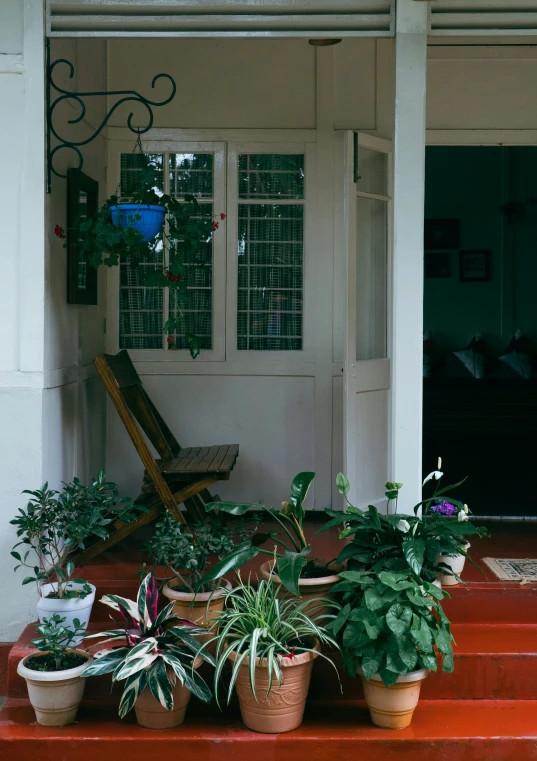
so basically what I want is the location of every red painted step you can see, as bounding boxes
[8,621,537,701]
[1,698,536,761]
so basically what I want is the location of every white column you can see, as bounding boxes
[390,0,428,506]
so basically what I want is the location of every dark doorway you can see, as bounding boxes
[423,146,537,517]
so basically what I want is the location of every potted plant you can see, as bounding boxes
[201,472,342,612]
[208,575,340,734]
[320,462,487,588]
[75,158,226,358]
[83,573,213,729]
[17,613,91,726]
[330,568,454,729]
[140,510,261,632]
[10,471,142,639]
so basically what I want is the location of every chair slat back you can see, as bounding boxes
[99,350,180,459]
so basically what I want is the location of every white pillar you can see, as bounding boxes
[390,0,428,506]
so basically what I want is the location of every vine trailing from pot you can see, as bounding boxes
[55,156,226,359]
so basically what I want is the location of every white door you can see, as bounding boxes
[344,132,393,511]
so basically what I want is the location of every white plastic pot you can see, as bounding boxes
[37,582,96,644]
[435,542,471,586]
[17,649,91,726]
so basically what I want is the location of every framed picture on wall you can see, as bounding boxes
[424,218,460,249]
[459,250,491,282]
[425,251,451,278]
[67,169,99,304]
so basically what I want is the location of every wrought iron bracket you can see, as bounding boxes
[46,41,176,193]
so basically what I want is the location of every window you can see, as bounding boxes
[119,151,215,351]
[237,154,305,351]
[115,144,307,356]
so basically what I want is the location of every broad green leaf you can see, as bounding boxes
[277,550,308,596]
[336,473,351,495]
[288,472,315,522]
[442,650,454,673]
[379,666,400,687]
[331,603,351,636]
[205,501,257,516]
[398,635,418,671]
[198,542,260,586]
[421,652,438,672]
[365,585,398,611]
[378,571,414,591]
[435,627,453,655]
[386,604,412,637]
[410,617,433,652]
[402,538,425,576]
[361,656,379,681]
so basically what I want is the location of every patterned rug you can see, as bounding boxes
[483,558,537,581]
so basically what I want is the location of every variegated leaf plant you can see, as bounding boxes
[82,573,214,717]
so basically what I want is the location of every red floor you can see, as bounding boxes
[1,521,537,760]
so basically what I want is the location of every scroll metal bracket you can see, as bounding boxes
[46,45,176,193]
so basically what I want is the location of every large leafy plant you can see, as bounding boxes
[321,466,487,584]
[141,510,262,593]
[28,614,88,672]
[76,160,224,358]
[83,574,213,718]
[10,471,142,598]
[331,569,454,686]
[207,576,340,706]
[200,472,323,596]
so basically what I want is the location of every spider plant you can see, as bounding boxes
[82,573,214,718]
[207,574,341,707]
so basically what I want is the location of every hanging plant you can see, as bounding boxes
[59,159,225,359]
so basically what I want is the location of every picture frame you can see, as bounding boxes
[424,218,460,250]
[459,250,491,282]
[67,169,99,304]
[425,251,451,279]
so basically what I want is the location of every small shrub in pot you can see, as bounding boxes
[17,614,91,726]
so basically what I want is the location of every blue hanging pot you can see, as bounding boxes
[110,203,166,242]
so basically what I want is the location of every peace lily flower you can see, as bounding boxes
[463,504,469,514]
[423,470,443,486]
[458,511,469,523]
[437,457,442,470]
[396,519,410,533]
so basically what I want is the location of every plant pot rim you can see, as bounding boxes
[228,638,320,669]
[38,581,96,603]
[162,579,232,603]
[110,203,165,212]
[358,667,429,684]
[259,560,342,586]
[17,649,92,682]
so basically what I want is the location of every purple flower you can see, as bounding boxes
[430,500,457,517]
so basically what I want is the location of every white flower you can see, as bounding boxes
[423,470,443,486]
[437,457,442,470]
[458,511,469,523]
[463,504,469,514]
[396,519,410,533]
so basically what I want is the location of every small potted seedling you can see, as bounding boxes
[17,614,91,726]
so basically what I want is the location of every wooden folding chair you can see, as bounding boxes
[73,350,239,564]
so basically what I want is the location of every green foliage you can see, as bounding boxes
[323,468,488,584]
[31,614,87,671]
[206,577,340,706]
[330,569,454,686]
[141,511,262,593]
[200,472,321,596]
[10,470,142,598]
[76,160,223,358]
[83,573,213,717]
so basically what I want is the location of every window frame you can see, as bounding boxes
[225,142,317,363]
[106,140,227,362]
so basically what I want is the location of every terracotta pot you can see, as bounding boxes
[435,542,471,586]
[231,640,320,733]
[360,668,429,730]
[259,560,341,621]
[17,649,91,726]
[162,580,231,638]
[37,582,96,645]
[134,657,202,729]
